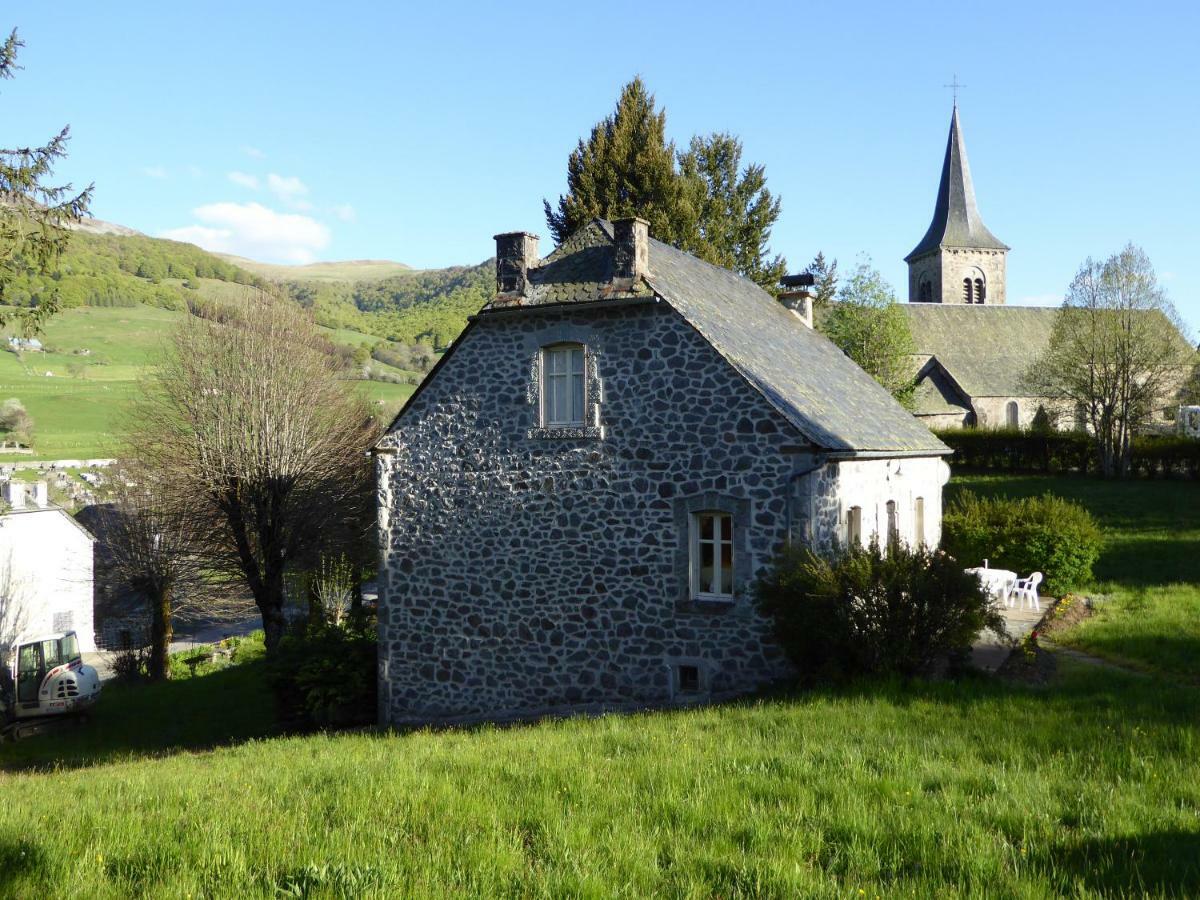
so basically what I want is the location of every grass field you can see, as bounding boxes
[0,305,414,459]
[1,474,1197,897]
[215,254,412,284]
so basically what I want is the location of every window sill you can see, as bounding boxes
[678,596,738,614]
[527,425,605,440]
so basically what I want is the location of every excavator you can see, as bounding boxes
[0,631,102,742]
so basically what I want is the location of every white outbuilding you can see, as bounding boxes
[0,482,96,651]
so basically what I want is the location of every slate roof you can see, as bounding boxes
[906,105,1009,261]
[484,220,949,455]
[911,362,973,416]
[903,305,1059,398]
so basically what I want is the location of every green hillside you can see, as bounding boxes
[0,223,496,458]
[0,306,415,460]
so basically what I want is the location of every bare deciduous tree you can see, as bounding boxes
[1022,245,1194,478]
[101,465,252,679]
[131,295,378,652]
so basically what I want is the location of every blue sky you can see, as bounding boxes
[7,1,1199,332]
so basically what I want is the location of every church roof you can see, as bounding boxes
[519,221,948,454]
[904,305,1059,399]
[905,106,1009,262]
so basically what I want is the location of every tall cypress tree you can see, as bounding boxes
[544,78,691,247]
[0,29,92,329]
[677,132,786,293]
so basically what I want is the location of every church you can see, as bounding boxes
[901,103,1069,430]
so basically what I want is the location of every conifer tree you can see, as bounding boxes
[543,78,691,246]
[805,252,839,309]
[0,29,92,328]
[677,132,787,293]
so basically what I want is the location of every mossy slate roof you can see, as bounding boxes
[903,305,1061,399]
[496,221,948,455]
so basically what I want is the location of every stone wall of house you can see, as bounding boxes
[908,248,1007,305]
[375,300,950,725]
[971,396,1047,429]
[916,411,972,431]
[376,301,813,724]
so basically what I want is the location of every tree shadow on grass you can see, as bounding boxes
[0,659,281,773]
[1034,830,1200,897]
[0,834,49,894]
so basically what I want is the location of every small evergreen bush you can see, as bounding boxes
[755,542,1002,682]
[269,612,377,729]
[941,491,1102,595]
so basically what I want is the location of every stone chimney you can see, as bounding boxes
[493,232,539,298]
[612,217,649,286]
[2,481,25,510]
[31,481,48,508]
[778,272,816,329]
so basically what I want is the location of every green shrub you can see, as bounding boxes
[755,542,1002,682]
[941,491,1102,595]
[269,613,377,729]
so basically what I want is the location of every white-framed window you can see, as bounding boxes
[914,497,926,547]
[691,511,734,600]
[847,505,863,548]
[541,344,586,426]
[1006,400,1020,428]
[886,500,899,545]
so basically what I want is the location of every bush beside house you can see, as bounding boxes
[941,492,1102,595]
[755,543,1001,682]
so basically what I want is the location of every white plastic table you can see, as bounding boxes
[965,566,1018,606]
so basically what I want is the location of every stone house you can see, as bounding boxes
[904,105,1192,429]
[0,482,96,651]
[374,218,951,725]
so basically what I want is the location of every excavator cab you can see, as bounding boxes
[1,631,101,741]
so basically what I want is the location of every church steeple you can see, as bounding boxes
[906,104,1009,305]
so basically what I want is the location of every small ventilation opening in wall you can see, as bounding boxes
[677,664,701,693]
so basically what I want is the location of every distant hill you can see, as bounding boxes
[217,254,412,284]
[5,213,493,350]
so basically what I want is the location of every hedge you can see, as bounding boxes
[934,428,1200,479]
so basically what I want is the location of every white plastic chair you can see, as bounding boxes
[1011,572,1043,611]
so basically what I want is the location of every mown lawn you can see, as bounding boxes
[0,474,1196,897]
[949,474,1200,681]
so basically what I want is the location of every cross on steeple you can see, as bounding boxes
[944,74,966,106]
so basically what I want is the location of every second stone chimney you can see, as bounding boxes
[612,217,649,286]
[493,232,539,298]
[778,272,816,329]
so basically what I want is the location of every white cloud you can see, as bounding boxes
[331,203,356,223]
[143,166,168,180]
[187,165,204,178]
[242,145,266,159]
[161,201,331,264]
[228,171,260,190]
[266,173,310,208]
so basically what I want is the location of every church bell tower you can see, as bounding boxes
[906,104,1009,304]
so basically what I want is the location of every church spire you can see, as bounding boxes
[905,105,1008,262]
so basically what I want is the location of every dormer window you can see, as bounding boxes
[541,344,586,426]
